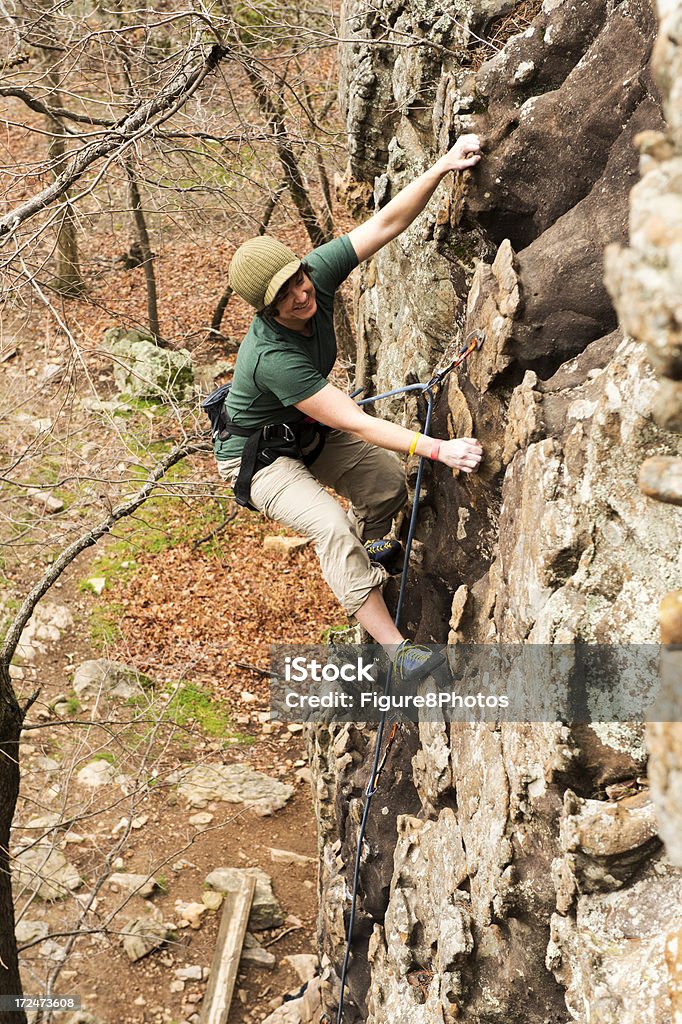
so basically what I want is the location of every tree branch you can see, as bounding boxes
[0,437,211,669]
[0,86,115,128]
[0,42,230,239]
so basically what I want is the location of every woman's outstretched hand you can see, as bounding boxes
[438,133,482,173]
[438,437,483,472]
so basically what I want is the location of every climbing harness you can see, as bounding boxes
[202,382,328,509]
[334,328,484,1024]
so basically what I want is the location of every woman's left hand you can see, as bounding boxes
[438,134,482,173]
[437,437,483,472]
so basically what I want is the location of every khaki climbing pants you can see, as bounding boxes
[216,430,407,616]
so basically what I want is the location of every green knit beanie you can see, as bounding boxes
[228,236,302,310]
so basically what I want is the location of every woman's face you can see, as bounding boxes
[274,269,317,328]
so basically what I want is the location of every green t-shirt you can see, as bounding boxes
[215,234,359,460]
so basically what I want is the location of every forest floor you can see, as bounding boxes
[1,194,352,1023]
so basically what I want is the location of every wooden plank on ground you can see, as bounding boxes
[200,873,256,1024]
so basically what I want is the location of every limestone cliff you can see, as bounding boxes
[311,1,682,1021]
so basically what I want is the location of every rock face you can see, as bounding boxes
[313,1,682,1022]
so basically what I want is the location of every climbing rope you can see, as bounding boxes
[334,329,484,1024]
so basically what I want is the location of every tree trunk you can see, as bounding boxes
[210,185,284,336]
[47,94,83,296]
[243,65,356,360]
[125,161,163,345]
[0,667,26,1024]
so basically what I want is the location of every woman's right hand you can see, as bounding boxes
[437,437,483,472]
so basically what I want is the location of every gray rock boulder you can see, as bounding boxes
[103,327,193,401]
[178,763,293,815]
[72,659,152,702]
[204,867,284,930]
[13,845,82,901]
[121,905,172,961]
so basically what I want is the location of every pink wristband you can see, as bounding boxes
[430,440,441,461]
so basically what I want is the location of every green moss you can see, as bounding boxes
[65,695,82,714]
[92,750,116,764]
[165,681,234,738]
[89,602,124,648]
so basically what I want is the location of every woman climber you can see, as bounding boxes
[215,133,484,682]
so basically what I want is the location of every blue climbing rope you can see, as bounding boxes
[334,331,483,1024]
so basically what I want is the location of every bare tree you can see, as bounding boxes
[0,437,208,1014]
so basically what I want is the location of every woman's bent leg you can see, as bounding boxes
[248,456,388,617]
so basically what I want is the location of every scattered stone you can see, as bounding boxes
[189,812,214,827]
[9,664,24,680]
[41,938,67,963]
[131,814,148,829]
[77,760,117,787]
[283,954,318,984]
[268,848,315,866]
[204,867,284,930]
[170,980,185,993]
[287,724,304,735]
[72,659,152,701]
[16,603,74,661]
[241,690,257,703]
[81,397,123,415]
[13,845,82,900]
[63,1011,104,1024]
[86,577,107,595]
[175,965,204,981]
[27,489,64,514]
[263,535,310,557]
[176,901,207,929]
[240,944,276,969]
[295,767,312,785]
[23,812,62,835]
[201,890,223,911]
[178,764,293,816]
[15,920,49,945]
[107,873,158,898]
[104,327,194,401]
[121,906,171,961]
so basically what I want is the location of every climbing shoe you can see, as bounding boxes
[364,538,404,575]
[394,640,446,685]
